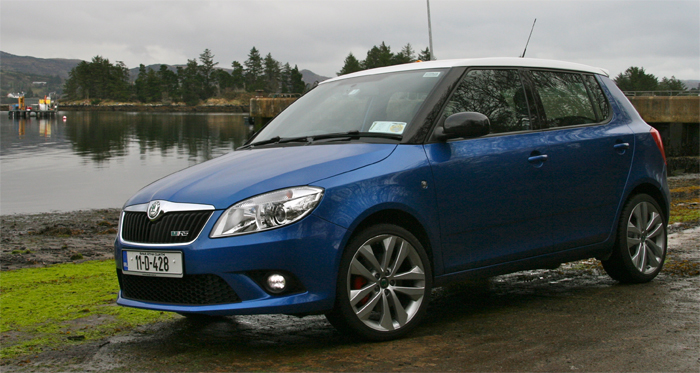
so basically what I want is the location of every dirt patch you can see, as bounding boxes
[0,209,120,270]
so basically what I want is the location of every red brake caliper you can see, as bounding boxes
[352,276,370,306]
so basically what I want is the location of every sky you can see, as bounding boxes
[1,0,698,81]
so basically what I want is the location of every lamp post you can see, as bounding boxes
[427,0,434,60]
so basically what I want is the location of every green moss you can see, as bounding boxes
[0,260,174,360]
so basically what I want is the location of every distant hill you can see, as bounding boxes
[301,70,330,85]
[681,80,699,90]
[0,51,81,79]
[1,51,329,95]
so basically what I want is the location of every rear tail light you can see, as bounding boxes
[649,127,666,165]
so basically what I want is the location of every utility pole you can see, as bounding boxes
[427,0,435,60]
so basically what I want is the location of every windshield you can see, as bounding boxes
[251,69,447,143]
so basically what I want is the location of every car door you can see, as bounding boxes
[527,71,634,250]
[424,68,552,273]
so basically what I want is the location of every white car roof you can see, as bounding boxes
[323,57,610,84]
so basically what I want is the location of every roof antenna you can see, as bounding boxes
[520,18,537,58]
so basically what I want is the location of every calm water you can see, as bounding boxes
[0,111,253,214]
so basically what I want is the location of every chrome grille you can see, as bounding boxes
[121,211,212,244]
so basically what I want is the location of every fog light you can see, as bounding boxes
[266,273,287,293]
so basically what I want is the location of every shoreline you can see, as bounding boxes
[58,104,249,113]
[1,104,248,113]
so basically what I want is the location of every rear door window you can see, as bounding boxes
[529,71,598,128]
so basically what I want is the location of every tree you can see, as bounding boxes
[63,56,130,101]
[337,52,363,76]
[158,65,179,102]
[263,53,281,92]
[393,43,416,64]
[244,47,264,92]
[280,62,292,93]
[230,61,245,90]
[198,48,218,98]
[658,76,687,91]
[134,64,147,102]
[363,42,394,69]
[417,47,431,61]
[178,59,202,106]
[290,65,306,93]
[614,67,658,92]
[213,69,234,92]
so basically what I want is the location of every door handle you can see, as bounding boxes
[528,154,549,163]
[614,142,630,154]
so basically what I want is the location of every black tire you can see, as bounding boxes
[325,224,432,341]
[602,194,667,283]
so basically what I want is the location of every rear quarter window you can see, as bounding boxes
[584,75,611,121]
[529,71,599,128]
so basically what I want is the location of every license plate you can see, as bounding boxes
[122,250,183,278]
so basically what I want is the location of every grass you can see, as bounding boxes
[0,260,174,360]
[669,184,700,224]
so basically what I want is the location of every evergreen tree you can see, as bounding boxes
[63,56,130,101]
[179,59,202,106]
[417,47,431,61]
[614,67,659,92]
[158,65,179,102]
[658,76,687,91]
[109,61,131,101]
[135,64,147,102]
[263,53,281,93]
[363,42,394,69]
[244,47,264,92]
[393,43,416,64]
[231,61,245,90]
[213,69,234,91]
[198,48,218,98]
[290,65,306,93]
[337,52,363,76]
[280,62,292,93]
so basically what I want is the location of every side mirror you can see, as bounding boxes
[443,112,490,139]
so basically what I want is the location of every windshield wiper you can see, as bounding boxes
[238,136,281,149]
[311,131,403,142]
[239,131,402,150]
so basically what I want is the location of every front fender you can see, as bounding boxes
[311,145,444,275]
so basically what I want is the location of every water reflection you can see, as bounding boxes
[0,112,251,214]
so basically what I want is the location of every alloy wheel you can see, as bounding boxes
[346,234,427,332]
[626,201,666,275]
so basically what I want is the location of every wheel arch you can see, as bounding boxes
[346,208,436,277]
[625,182,670,224]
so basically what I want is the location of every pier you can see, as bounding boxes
[7,95,59,118]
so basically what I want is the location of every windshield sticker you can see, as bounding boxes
[423,72,441,78]
[369,121,407,135]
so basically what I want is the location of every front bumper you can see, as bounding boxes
[115,212,347,316]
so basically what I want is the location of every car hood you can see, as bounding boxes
[124,143,397,209]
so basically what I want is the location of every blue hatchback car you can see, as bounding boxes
[116,58,670,340]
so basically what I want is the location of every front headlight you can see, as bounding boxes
[210,186,324,238]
